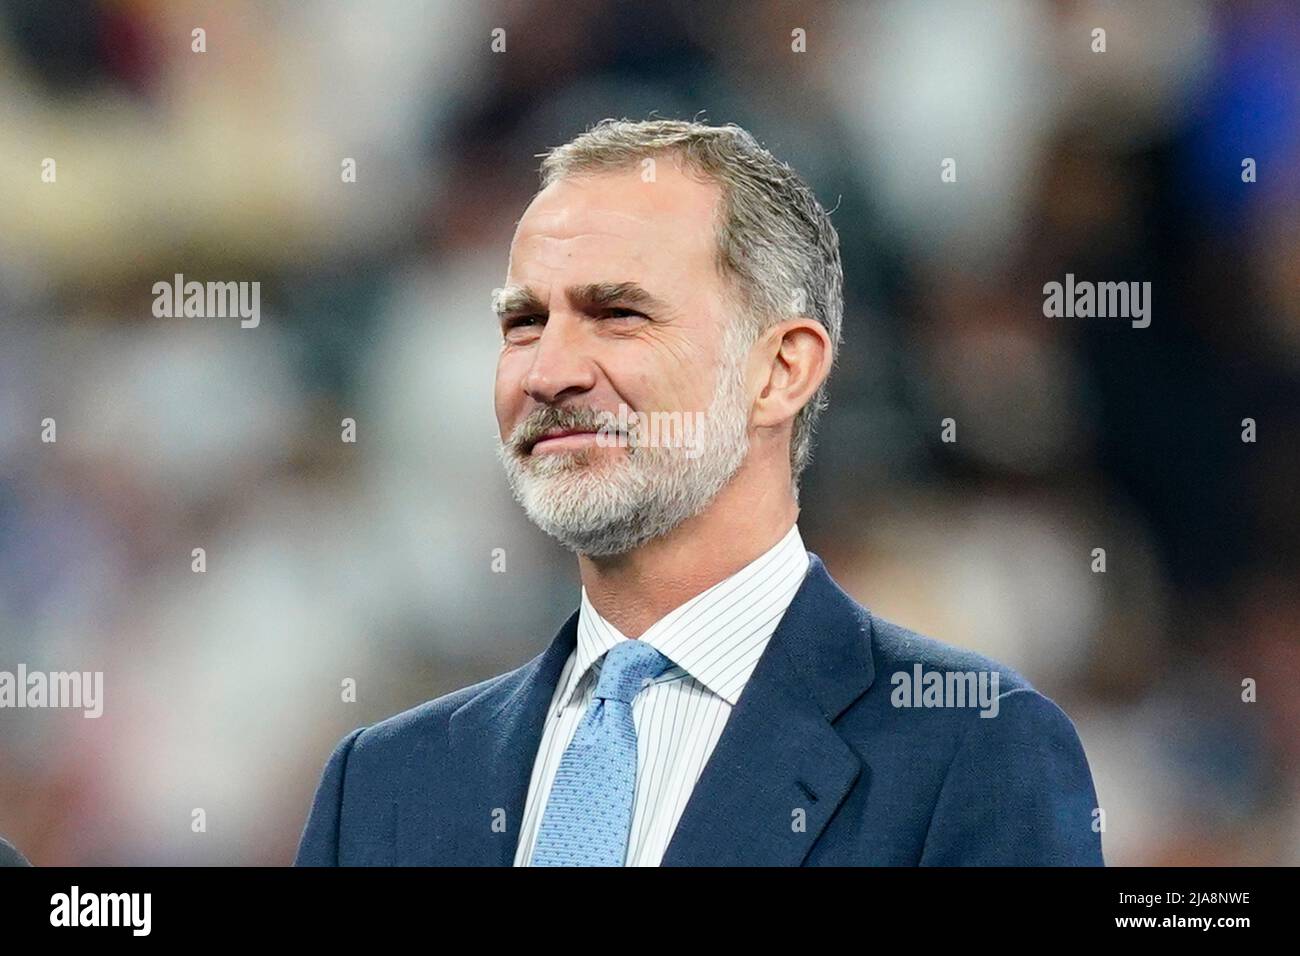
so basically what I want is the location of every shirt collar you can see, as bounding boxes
[559,523,810,711]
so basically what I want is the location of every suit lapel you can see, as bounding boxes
[660,553,876,866]
[397,609,578,865]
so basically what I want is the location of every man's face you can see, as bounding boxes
[494,162,753,556]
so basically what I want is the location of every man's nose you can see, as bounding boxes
[521,314,597,405]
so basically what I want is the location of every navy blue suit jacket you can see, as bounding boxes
[295,553,1105,866]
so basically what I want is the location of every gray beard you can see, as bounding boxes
[496,350,752,558]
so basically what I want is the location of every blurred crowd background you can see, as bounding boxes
[1,0,1296,865]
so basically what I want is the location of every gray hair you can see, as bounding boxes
[537,118,843,498]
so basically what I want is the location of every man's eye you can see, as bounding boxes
[602,308,644,320]
[504,316,541,331]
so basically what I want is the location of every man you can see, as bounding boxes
[295,118,1104,866]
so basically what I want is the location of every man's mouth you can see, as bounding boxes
[524,427,601,454]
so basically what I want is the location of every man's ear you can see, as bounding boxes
[751,317,832,430]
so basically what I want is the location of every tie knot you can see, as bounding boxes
[593,640,673,704]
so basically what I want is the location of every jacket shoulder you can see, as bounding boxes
[868,612,1037,695]
[294,664,529,864]
[350,667,518,759]
[840,609,1102,864]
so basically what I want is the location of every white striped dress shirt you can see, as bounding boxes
[513,522,811,866]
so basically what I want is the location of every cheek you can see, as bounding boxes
[660,348,715,405]
[494,354,525,430]
[631,321,724,412]
[620,360,707,414]
[605,355,657,411]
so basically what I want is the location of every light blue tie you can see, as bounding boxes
[530,640,674,866]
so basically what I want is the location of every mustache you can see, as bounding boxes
[511,405,625,453]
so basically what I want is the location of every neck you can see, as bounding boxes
[577,467,798,638]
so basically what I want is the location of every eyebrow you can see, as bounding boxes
[491,281,671,319]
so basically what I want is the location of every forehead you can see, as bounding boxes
[507,163,723,290]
